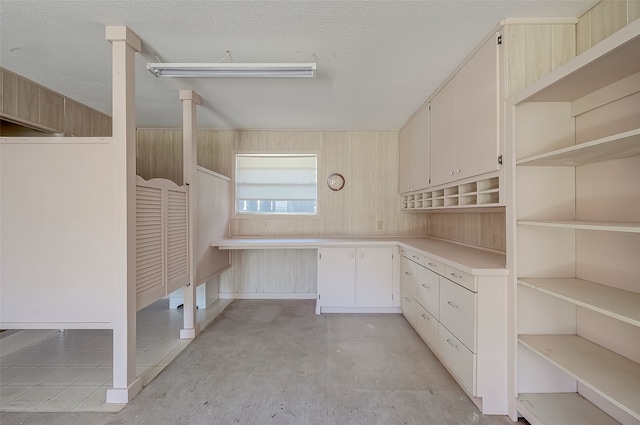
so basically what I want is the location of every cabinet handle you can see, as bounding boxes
[404,297,411,302]
[404,271,411,276]
[456,168,460,173]
[421,284,430,289]
[449,171,454,176]
[350,253,355,258]
[446,338,458,348]
[412,255,420,260]
[447,301,458,308]
[428,262,438,268]
[359,253,364,259]
[421,314,429,320]
[450,272,462,279]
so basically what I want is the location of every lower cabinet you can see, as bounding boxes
[317,246,394,313]
[400,247,507,415]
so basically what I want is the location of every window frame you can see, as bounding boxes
[232,150,321,219]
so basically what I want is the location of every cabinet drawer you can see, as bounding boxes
[444,265,476,292]
[417,266,439,319]
[439,324,476,395]
[401,248,425,266]
[401,290,417,329]
[439,277,476,352]
[401,257,418,299]
[416,304,438,353]
[424,256,444,275]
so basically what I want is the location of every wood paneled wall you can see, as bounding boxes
[428,210,506,252]
[505,24,577,97]
[577,0,640,54]
[0,67,112,137]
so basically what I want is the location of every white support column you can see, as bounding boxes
[179,90,202,339]
[105,26,142,404]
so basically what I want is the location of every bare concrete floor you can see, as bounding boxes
[2,300,523,425]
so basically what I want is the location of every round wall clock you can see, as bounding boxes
[327,173,345,191]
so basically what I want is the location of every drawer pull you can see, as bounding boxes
[421,284,430,289]
[404,271,412,276]
[404,297,411,302]
[427,262,438,267]
[421,314,429,320]
[412,255,420,260]
[450,272,463,279]
[446,338,458,348]
[447,301,458,308]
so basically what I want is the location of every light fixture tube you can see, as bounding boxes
[146,63,316,78]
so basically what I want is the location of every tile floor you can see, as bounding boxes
[0,298,229,413]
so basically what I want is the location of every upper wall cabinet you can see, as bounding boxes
[431,33,500,187]
[399,105,430,193]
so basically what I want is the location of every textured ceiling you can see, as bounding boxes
[0,1,593,130]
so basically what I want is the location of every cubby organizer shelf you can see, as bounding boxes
[400,176,500,211]
[518,334,640,421]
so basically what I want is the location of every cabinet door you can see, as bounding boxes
[430,80,457,186]
[398,120,413,193]
[356,247,393,307]
[318,248,356,307]
[400,257,418,299]
[401,290,417,328]
[410,105,430,190]
[455,34,499,180]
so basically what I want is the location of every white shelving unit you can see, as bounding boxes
[401,174,500,211]
[511,19,640,425]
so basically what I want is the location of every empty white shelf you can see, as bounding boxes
[516,128,640,166]
[519,334,640,420]
[518,278,640,327]
[517,220,640,233]
[516,393,620,425]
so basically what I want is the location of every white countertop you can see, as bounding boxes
[212,236,507,275]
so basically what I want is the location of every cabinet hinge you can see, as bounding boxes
[428,178,431,184]
[319,253,322,259]
[428,104,431,111]
[318,294,321,300]
[498,155,503,165]
[497,35,502,45]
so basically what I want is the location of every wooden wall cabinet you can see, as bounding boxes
[317,246,394,312]
[398,104,430,193]
[510,20,640,425]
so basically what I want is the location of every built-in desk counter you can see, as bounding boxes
[213,236,508,414]
[212,236,507,275]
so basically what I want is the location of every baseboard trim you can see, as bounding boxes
[219,292,317,300]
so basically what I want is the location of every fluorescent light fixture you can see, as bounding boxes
[146,62,316,78]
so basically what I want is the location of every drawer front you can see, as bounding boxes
[424,256,444,275]
[439,277,476,352]
[401,257,418,299]
[439,324,476,395]
[402,248,425,266]
[444,265,476,292]
[401,290,417,329]
[417,266,440,319]
[416,304,438,353]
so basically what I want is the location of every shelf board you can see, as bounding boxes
[516,128,640,166]
[516,393,620,425]
[518,334,640,420]
[518,278,640,327]
[513,19,640,103]
[517,220,640,233]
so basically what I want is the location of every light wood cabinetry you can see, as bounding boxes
[317,246,394,313]
[510,20,640,425]
[430,33,500,187]
[399,246,508,414]
[398,105,430,193]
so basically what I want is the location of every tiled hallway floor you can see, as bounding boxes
[0,298,229,412]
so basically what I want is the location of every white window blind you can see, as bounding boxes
[235,154,317,215]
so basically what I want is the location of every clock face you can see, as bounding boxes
[327,173,345,191]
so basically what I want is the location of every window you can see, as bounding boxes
[235,153,317,215]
